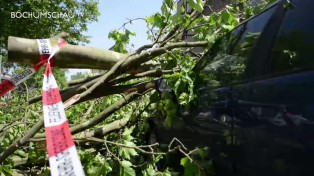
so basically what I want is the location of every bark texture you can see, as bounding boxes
[8,34,124,70]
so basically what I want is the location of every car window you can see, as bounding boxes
[270,0,314,74]
[196,4,277,88]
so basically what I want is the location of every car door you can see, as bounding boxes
[195,0,314,175]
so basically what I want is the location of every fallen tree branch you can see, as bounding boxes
[28,80,156,105]
[57,37,191,106]
[30,117,130,142]
[0,101,76,163]
[121,41,208,70]
[33,82,155,139]
[109,68,178,85]
[8,33,124,70]
[0,87,151,163]
[67,74,102,87]
[82,137,165,155]
[76,117,130,138]
[8,32,206,72]
[0,118,44,163]
[29,137,164,156]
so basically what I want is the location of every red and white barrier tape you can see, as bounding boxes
[0,39,51,97]
[42,63,84,176]
[0,38,67,97]
[37,38,84,175]
[0,37,84,175]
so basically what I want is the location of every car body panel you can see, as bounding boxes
[153,0,314,175]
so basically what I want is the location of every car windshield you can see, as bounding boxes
[195,3,277,88]
[270,0,314,74]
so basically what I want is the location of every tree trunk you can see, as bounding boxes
[7,33,207,72]
[8,35,124,70]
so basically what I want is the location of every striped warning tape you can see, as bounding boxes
[38,38,85,175]
[42,63,85,176]
[0,37,85,175]
[0,38,66,97]
[0,39,51,97]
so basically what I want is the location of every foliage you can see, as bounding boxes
[0,0,100,48]
[108,30,136,53]
[0,0,100,84]
[0,0,277,175]
[70,71,88,81]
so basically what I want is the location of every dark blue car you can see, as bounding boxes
[153,0,314,175]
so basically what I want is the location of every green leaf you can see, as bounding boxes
[119,141,138,160]
[174,79,182,96]
[245,7,254,18]
[120,161,136,176]
[205,34,216,44]
[170,13,181,24]
[187,0,204,12]
[122,126,135,141]
[194,0,204,12]
[221,24,234,31]
[154,155,163,163]
[161,3,171,16]
[179,93,189,105]
[147,165,156,176]
[164,0,174,7]
[108,29,135,53]
[145,15,155,25]
[145,13,166,29]
[159,168,172,176]
[0,165,13,176]
[97,160,113,176]
[14,150,28,158]
[209,16,217,26]
[87,166,100,175]
[221,11,230,23]
[191,147,209,160]
[180,157,200,176]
